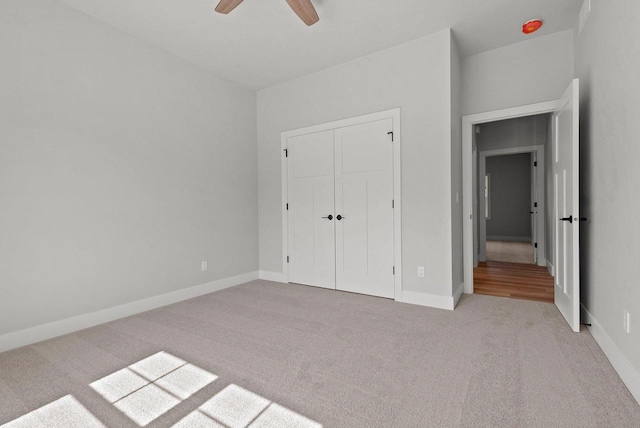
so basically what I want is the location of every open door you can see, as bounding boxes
[554,79,580,332]
[531,152,538,264]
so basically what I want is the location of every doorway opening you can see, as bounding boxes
[472,115,554,303]
[463,80,580,331]
[484,152,535,264]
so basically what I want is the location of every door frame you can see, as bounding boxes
[463,101,557,294]
[478,145,546,267]
[280,108,403,300]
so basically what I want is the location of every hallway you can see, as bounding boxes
[473,261,554,303]
[486,240,535,264]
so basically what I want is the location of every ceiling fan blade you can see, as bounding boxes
[215,0,245,14]
[285,0,319,26]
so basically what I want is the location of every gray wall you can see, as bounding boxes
[462,30,574,115]
[0,0,258,335]
[485,154,532,240]
[477,115,549,151]
[257,30,456,298]
[575,0,640,381]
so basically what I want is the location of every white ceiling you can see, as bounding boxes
[58,0,582,90]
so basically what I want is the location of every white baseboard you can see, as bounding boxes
[401,290,454,311]
[581,304,640,405]
[0,271,259,353]
[546,260,555,277]
[259,271,287,283]
[453,282,464,308]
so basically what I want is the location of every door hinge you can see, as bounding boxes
[287,256,290,263]
[534,161,538,167]
[393,266,395,275]
[392,199,395,208]
[284,149,288,157]
[286,203,289,210]
[387,131,394,142]
[534,202,538,208]
[534,243,538,248]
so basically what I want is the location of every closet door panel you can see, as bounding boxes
[335,119,394,298]
[287,131,336,289]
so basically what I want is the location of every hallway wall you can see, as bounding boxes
[462,30,574,115]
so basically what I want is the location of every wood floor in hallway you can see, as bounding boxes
[474,261,554,303]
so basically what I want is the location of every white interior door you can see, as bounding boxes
[531,152,538,263]
[334,119,395,298]
[554,79,580,332]
[287,130,336,289]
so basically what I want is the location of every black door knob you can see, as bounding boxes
[336,215,345,221]
[560,215,573,223]
[321,215,333,220]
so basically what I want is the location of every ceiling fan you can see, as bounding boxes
[215,0,320,26]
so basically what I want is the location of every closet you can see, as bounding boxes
[284,115,398,299]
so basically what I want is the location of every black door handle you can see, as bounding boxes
[529,211,534,214]
[560,215,573,223]
[321,215,333,220]
[336,215,345,221]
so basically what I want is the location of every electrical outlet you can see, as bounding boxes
[202,261,208,272]
[417,266,425,278]
[624,310,630,334]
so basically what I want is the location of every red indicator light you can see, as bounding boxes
[522,19,543,34]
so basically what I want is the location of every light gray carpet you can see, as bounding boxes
[1,280,639,427]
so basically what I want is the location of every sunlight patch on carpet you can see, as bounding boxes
[4,351,321,427]
[1,395,105,428]
[90,351,217,426]
[174,384,322,428]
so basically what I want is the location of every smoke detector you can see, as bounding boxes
[522,19,543,35]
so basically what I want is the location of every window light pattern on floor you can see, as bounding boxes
[3,352,320,428]
[90,351,217,426]
[1,395,105,428]
[173,384,322,428]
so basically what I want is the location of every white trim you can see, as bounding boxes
[392,110,403,302]
[281,108,403,301]
[281,109,401,137]
[401,291,455,311]
[259,270,287,283]
[453,282,464,308]
[546,260,555,277]
[281,132,289,283]
[0,271,259,353]
[463,100,558,294]
[581,304,640,404]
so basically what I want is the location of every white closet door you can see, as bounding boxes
[334,119,395,298]
[287,130,336,289]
